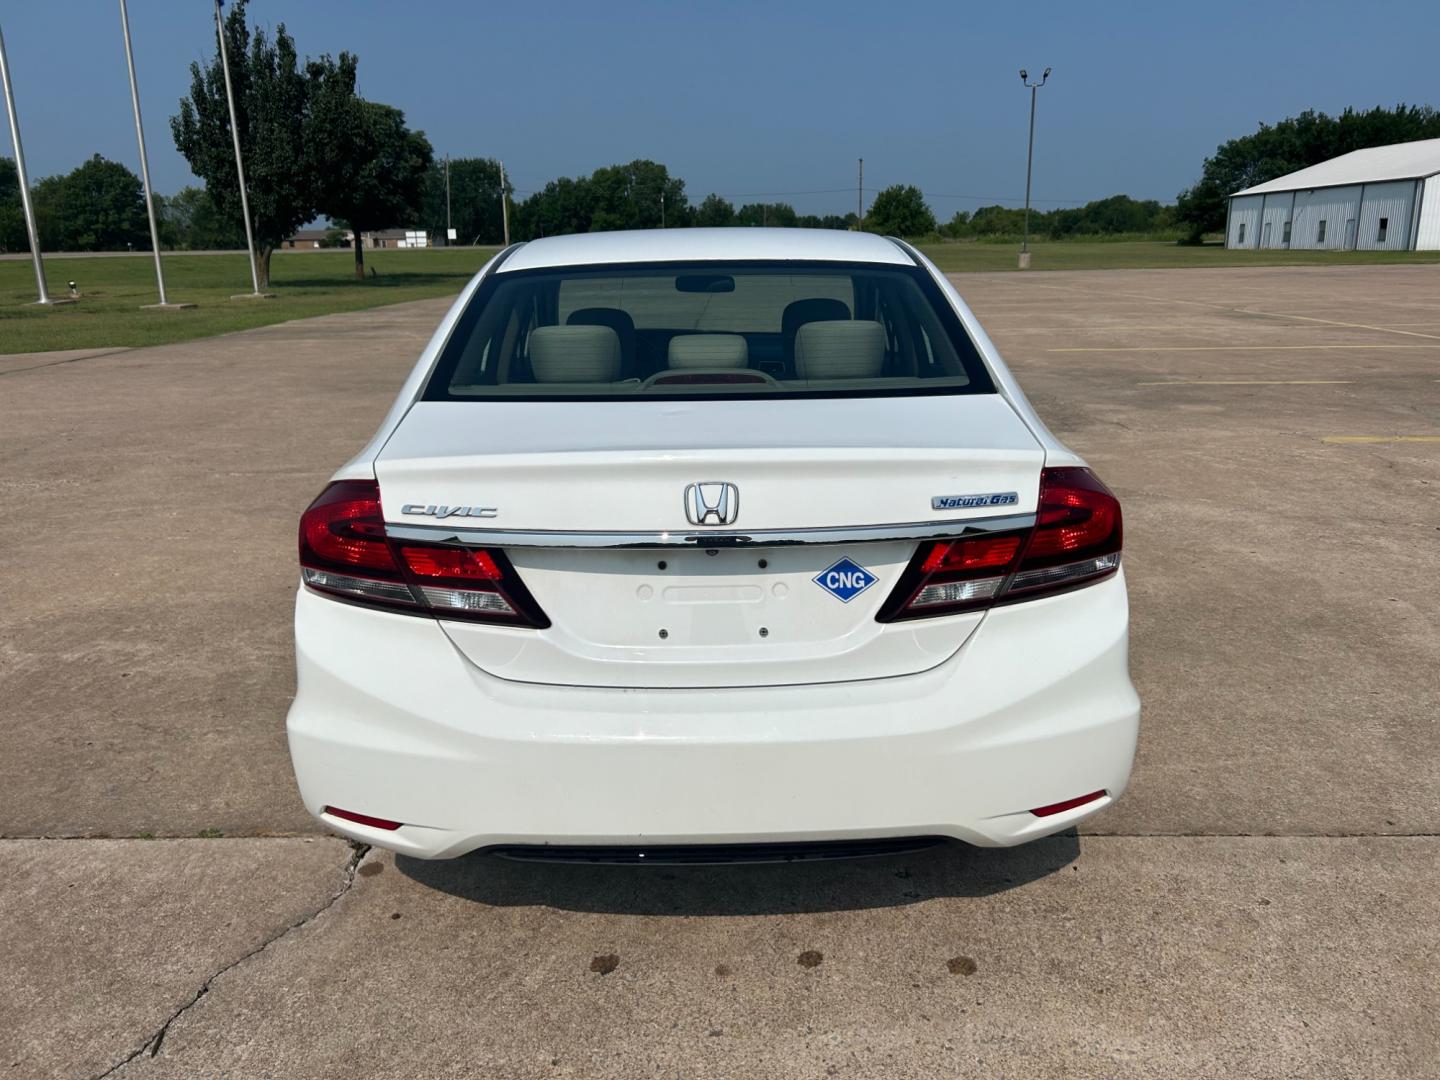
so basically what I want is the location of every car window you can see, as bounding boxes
[426,260,995,401]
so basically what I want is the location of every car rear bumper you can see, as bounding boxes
[287,570,1139,859]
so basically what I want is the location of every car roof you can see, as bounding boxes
[497,227,915,272]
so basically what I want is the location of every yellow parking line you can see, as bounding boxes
[1051,344,1440,353]
[1138,379,1353,386]
[1322,435,1440,444]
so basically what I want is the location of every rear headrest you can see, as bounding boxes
[782,297,851,356]
[793,320,886,379]
[528,325,621,382]
[567,307,635,349]
[667,334,749,369]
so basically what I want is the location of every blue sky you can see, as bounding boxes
[3,0,1438,217]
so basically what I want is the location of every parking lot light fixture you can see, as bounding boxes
[1018,67,1051,269]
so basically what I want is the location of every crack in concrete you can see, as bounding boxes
[88,841,371,1079]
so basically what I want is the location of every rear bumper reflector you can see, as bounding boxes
[1029,790,1107,817]
[323,806,404,831]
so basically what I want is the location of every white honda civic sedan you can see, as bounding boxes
[288,228,1139,860]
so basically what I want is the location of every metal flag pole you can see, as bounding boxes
[215,0,264,296]
[120,0,190,309]
[0,20,60,305]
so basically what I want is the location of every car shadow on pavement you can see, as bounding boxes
[395,831,1080,916]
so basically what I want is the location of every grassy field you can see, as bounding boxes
[0,248,499,354]
[4,240,1439,354]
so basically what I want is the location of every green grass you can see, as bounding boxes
[5,239,1439,354]
[0,248,499,354]
[914,239,1440,273]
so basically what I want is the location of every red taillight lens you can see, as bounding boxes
[876,467,1122,622]
[300,480,402,576]
[1003,467,1122,600]
[298,480,548,627]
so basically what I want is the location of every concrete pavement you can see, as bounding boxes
[1,264,1437,1076]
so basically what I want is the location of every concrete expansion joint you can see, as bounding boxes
[88,841,372,1078]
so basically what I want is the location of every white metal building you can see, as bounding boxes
[1225,137,1440,251]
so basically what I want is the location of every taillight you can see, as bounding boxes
[876,466,1122,622]
[298,480,549,627]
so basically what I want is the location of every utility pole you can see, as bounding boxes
[0,20,61,305]
[120,0,189,309]
[1018,67,1051,269]
[857,157,863,229]
[660,191,665,229]
[445,153,451,244]
[215,0,266,297]
[499,161,510,246]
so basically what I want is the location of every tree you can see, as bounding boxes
[419,157,508,245]
[31,155,148,251]
[866,185,936,237]
[157,185,247,250]
[0,158,26,252]
[318,100,433,277]
[1176,104,1440,242]
[513,160,688,238]
[171,1,322,287]
[693,193,735,227]
[735,202,797,227]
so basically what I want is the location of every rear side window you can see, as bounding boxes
[424,260,995,401]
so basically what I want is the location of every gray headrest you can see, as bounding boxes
[793,320,886,379]
[667,334,749,369]
[529,325,621,382]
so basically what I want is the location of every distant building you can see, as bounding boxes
[281,228,334,249]
[362,229,429,249]
[281,228,430,249]
[1225,137,1440,251]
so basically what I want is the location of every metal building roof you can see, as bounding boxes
[1232,137,1440,196]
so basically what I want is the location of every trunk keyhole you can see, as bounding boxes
[658,628,669,640]
[657,560,667,570]
[758,559,768,569]
[759,627,769,638]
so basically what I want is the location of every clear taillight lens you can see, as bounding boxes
[876,467,1122,622]
[298,480,549,627]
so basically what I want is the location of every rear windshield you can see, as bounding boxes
[423,260,995,401]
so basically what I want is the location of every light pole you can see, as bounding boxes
[444,153,451,244]
[120,0,190,309]
[215,0,266,297]
[1018,66,1050,269]
[0,21,64,305]
[499,161,510,246]
[857,157,864,229]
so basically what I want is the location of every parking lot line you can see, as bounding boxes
[1321,435,1440,444]
[1137,379,1354,386]
[1050,344,1440,352]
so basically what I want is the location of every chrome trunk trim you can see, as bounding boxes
[385,513,1036,549]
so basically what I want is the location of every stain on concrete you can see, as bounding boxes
[797,950,823,968]
[947,956,978,976]
[589,953,619,975]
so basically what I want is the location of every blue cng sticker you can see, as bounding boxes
[813,557,878,603]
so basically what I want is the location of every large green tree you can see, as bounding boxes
[734,202,797,227]
[420,157,508,245]
[0,158,26,252]
[318,100,433,277]
[32,155,148,251]
[157,185,247,250]
[693,193,736,227]
[514,160,688,238]
[1176,104,1440,241]
[866,185,936,237]
[171,1,325,286]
